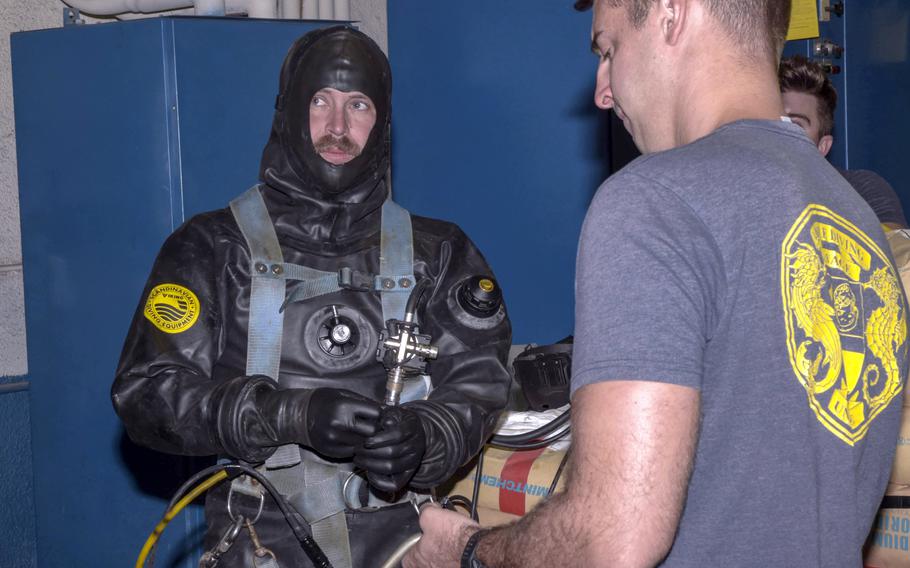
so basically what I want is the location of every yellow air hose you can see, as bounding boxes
[135,469,230,568]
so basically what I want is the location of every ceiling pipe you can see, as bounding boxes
[333,0,348,20]
[317,0,332,19]
[246,0,277,18]
[62,0,192,16]
[279,0,300,18]
[195,0,225,15]
[302,0,317,19]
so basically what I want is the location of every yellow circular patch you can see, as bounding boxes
[478,278,495,293]
[143,283,200,334]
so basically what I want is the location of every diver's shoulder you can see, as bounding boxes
[410,213,466,241]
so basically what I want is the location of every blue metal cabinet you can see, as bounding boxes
[387,2,609,344]
[840,1,910,210]
[12,17,330,567]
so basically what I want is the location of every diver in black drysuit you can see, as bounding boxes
[112,26,511,567]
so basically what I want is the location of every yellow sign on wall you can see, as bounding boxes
[787,0,821,41]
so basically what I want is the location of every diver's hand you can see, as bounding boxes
[305,388,382,458]
[354,405,426,492]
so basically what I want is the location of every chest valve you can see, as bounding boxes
[318,305,361,357]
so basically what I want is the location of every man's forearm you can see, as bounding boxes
[467,381,699,568]
[473,489,589,568]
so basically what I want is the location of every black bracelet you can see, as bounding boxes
[461,530,489,568]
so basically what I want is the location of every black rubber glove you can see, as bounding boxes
[213,378,382,462]
[304,388,383,458]
[353,405,427,493]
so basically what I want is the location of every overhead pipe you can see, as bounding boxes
[67,0,345,21]
[195,0,225,15]
[224,0,252,14]
[246,0,277,18]
[280,0,300,18]
[302,0,317,18]
[332,0,348,20]
[317,0,332,19]
[62,0,192,16]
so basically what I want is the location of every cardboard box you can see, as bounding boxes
[891,409,910,489]
[444,446,568,527]
[866,508,910,567]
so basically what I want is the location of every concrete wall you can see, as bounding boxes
[0,0,386,380]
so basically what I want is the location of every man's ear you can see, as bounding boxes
[817,134,833,157]
[661,0,689,45]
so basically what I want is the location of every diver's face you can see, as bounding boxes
[309,88,377,165]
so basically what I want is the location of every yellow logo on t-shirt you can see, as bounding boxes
[143,283,200,334]
[782,204,907,445]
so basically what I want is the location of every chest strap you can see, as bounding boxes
[228,185,417,568]
[229,186,286,383]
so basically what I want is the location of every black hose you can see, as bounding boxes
[489,407,570,445]
[159,463,333,568]
[469,450,484,522]
[146,463,239,567]
[547,451,570,496]
[441,495,474,515]
[404,278,430,317]
[227,463,333,568]
[164,463,232,511]
[488,425,570,450]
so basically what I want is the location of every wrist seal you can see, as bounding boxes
[461,530,489,568]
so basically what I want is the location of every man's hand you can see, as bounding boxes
[354,405,427,492]
[403,503,479,568]
[305,388,382,458]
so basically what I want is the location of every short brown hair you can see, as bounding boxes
[574,0,792,61]
[778,55,837,137]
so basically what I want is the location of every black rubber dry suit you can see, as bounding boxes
[111,26,511,567]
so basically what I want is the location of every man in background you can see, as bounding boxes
[780,54,908,230]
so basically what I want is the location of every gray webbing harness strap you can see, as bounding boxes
[228,185,416,568]
[230,187,286,383]
[379,199,415,323]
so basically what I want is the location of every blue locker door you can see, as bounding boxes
[13,17,332,568]
[784,0,910,211]
[387,2,609,344]
[12,21,180,568]
[841,1,910,212]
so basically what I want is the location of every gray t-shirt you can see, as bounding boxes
[572,120,908,566]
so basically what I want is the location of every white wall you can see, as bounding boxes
[0,0,387,378]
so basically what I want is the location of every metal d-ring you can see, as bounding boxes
[226,480,265,525]
[343,469,371,510]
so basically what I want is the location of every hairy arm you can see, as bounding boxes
[474,379,700,568]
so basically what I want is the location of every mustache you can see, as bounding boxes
[313,135,361,155]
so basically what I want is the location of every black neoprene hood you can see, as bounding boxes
[261,25,392,197]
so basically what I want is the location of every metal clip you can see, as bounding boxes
[199,515,244,568]
[227,479,265,524]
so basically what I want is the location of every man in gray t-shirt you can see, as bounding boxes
[403,1,908,566]
[573,118,906,565]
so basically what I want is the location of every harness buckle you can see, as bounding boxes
[338,267,375,292]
